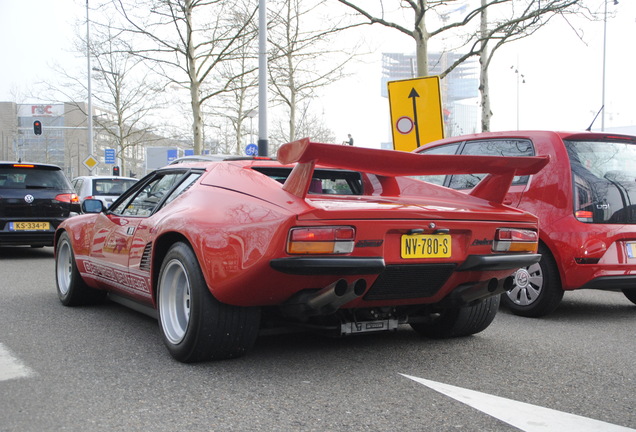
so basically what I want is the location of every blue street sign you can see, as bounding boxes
[167,149,178,162]
[245,143,258,156]
[185,149,194,156]
[104,148,116,164]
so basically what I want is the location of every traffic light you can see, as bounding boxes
[112,166,120,176]
[33,120,42,135]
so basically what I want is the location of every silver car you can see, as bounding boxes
[71,176,138,207]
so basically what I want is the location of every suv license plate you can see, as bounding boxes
[401,234,451,258]
[627,242,636,259]
[9,222,51,231]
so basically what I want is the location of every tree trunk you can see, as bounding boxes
[479,0,491,132]
[115,83,126,174]
[190,81,203,154]
[415,1,429,76]
[185,0,204,155]
[287,51,296,141]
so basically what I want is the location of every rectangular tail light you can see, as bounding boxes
[493,228,538,253]
[287,226,355,254]
[55,193,80,204]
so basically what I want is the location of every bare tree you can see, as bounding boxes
[90,23,162,175]
[36,12,162,176]
[110,0,258,155]
[267,0,356,143]
[336,0,590,130]
[209,5,260,156]
[475,0,593,130]
[269,101,336,146]
[210,61,258,155]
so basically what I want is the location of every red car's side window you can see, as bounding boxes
[112,172,188,217]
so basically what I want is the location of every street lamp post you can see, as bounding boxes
[510,62,525,131]
[86,0,94,171]
[258,0,268,157]
[602,0,619,131]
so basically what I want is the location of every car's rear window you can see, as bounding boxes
[252,167,363,195]
[0,167,69,189]
[414,139,534,188]
[566,139,636,224]
[448,139,534,189]
[92,178,137,195]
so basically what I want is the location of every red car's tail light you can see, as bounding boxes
[573,174,594,223]
[55,193,80,203]
[575,210,594,221]
[492,228,538,253]
[287,226,355,254]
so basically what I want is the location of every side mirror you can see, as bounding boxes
[82,199,105,214]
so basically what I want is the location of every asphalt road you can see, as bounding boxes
[1,246,635,432]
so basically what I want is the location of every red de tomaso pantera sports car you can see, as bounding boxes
[55,139,547,362]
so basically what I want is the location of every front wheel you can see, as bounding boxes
[501,244,564,317]
[410,295,500,338]
[55,232,105,306]
[157,242,261,362]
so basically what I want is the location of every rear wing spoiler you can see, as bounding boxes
[277,138,549,203]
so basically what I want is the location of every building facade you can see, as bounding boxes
[0,101,189,179]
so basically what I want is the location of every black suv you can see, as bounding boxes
[0,162,80,247]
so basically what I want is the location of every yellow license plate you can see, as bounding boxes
[401,234,451,258]
[10,222,51,231]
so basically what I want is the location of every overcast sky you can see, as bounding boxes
[0,0,81,100]
[1,0,634,149]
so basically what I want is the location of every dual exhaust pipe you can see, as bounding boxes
[447,275,515,306]
[284,279,367,318]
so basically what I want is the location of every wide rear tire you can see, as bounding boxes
[622,289,636,305]
[157,242,260,362]
[410,295,500,338]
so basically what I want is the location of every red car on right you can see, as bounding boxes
[415,130,636,317]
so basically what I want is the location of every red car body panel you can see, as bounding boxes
[57,140,544,312]
[415,130,636,292]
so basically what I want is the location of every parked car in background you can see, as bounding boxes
[71,175,138,207]
[414,130,636,317]
[168,154,272,164]
[54,139,546,362]
[0,162,79,247]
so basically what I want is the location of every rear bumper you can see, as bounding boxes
[270,257,386,275]
[270,254,541,275]
[0,219,63,246]
[0,231,55,246]
[457,254,542,271]
[579,276,636,291]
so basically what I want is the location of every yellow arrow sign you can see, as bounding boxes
[388,76,444,152]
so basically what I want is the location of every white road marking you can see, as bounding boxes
[401,374,635,432]
[0,343,35,382]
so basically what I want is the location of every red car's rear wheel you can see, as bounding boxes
[157,242,260,362]
[501,244,563,317]
[410,295,500,338]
